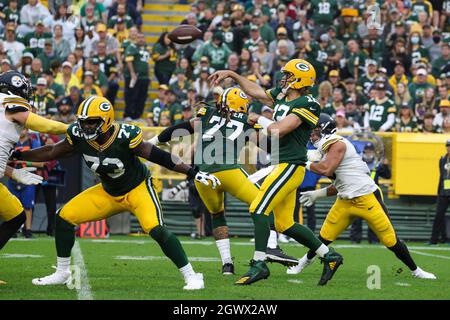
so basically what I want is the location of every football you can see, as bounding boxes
[168,24,202,44]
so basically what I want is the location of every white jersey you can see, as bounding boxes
[317,134,377,199]
[0,93,29,178]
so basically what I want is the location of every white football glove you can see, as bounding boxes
[299,188,327,207]
[11,167,43,185]
[148,136,161,145]
[307,149,322,162]
[195,171,221,189]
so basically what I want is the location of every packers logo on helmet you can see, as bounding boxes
[77,96,114,140]
[280,59,316,93]
[218,87,249,114]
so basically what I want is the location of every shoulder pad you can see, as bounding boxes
[318,134,343,154]
[3,95,31,113]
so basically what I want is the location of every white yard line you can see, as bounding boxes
[72,241,94,300]
[395,282,411,287]
[408,249,450,260]
[115,255,221,262]
[0,254,43,258]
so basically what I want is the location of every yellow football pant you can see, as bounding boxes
[0,183,24,221]
[60,177,162,233]
[249,163,305,232]
[320,188,397,247]
[194,167,258,214]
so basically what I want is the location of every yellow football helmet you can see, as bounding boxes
[280,59,316,92]
[77,96,114,140]
[218,87,249,113]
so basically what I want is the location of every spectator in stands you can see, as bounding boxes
[92,41,119,106]
[108,0,142,29]
[44,70,65,104]
[429,139,450,244]
[55,61,80,95]
[123,32,150,120]
[431,38,450,78]
[344,98,363,129]
[147,84,169,127]
[198,32,231,71]
[395,103,419,132]
[52,4,79,42]
[90,57,108,96]
[79,70,103,100]
[166,89,183,126]
[335,108,355,133]
[7,128,41,238]
[22,20,52,57]
[1,0,20,28]
[254,41,273,75]
[52,97,77,124]
[92,23,119,57]
[358,59,379,96]
[394,82,412,108]
[433,99,450,129]
[37,39,61,73]
[194,68,212,101]
[3,23,25,67]
[108,3,135,30]
[244,24,263,54]
[409,68,435,106]
[52,23,71,61]
[152,32,176,85]
[31,77,57,118]
[18,0,52,36]
[1,59,12,73]
[80,0,107,24]
[389,60,409,93]
[29,58,43,85]
[66,86,83,114]
[323,88,345,117]
[420,111,441,133]
[364,83,397,132]
[269,27,294,57]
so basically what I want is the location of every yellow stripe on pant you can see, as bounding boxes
[249,163,306,232]
[59,177,163,233]
[0,183,24,221]
[320,189,397,247]
[194,167,259,214]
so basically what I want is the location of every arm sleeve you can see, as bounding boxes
[379,113,396,131]
[364,110,370,128]
[25,112,68,135]
[158,121,194,143]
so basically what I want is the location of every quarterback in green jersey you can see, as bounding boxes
[150,87,298,276]
[13,96,220,291]
[209,59,343,285]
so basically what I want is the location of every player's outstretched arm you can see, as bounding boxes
[248,113,302,138]
[208,70,274,107]
[12,139,75,162]
[149,119,196,145]
[307,141,346,177]
[11,110,68,134]
[133,141,220,189]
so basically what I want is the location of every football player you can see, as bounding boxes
[0,71,68,252]
[12,96,221,290]
[150,87,298,275]
[209,59,343,285]
[291,113,436,279]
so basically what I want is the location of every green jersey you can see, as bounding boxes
[194,106,259,172]
[3,7,20,24]
[94,54,118,78]
[197,42,231,71]
[267,87,321,164]
[216,27,236,52]
[395,117,418,132]
[108,15,134,29]
[148,99,168,125]
[365,97,397,131]
[48,82,65,100]
[66,122,149,196]
[310,0,339,26]
[168,102,184,125]
[30,92,57,117]
[151,43,176,75]
[431,55,449,78]
[357,74,377,95]
[124,43,150,79]
[410,46,429,66]
[21,31,52,57]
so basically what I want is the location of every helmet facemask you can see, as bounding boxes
[77,117,105,140]
[279,71,298,94]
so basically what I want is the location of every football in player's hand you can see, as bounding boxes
[168,25,202,44]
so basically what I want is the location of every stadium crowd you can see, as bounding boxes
[0,0,448,133]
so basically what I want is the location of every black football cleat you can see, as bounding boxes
[266,246,299,267]
[222,263,235,275]
[235,260,270,285]
[318,248,343,286]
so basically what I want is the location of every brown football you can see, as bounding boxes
[168,25,203,44]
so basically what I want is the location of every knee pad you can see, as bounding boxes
[149,225,171,243]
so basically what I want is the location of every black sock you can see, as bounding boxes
[306,236,333,260]
[55,214,75,257]
[388,238,417,271]
[0,212,25,250]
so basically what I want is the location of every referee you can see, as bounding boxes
[429,139,450,245]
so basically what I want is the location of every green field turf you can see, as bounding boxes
[1,235,449,300]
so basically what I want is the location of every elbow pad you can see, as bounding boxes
[25,112,68,135]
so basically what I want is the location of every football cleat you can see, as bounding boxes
[278,234,290,243]
[266,246,298,267]
[287,255,315,275]
[318,248,343,286]
[412,267,436,279]
[235,260,270,285]
[183,273,205,290]
[222,263,235,275]
[32,270,71,286]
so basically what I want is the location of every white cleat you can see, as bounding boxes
[287,255,315,275]
[183,273,204,290]
[412,267,436,279]
[278,234,290,243]
[32,270,71,286]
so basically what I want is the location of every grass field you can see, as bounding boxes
[1,235,449,300]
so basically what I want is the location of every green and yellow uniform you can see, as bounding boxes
[124,43,150,80]
[2,7,20,24]
[357,74,377,95]
[395,117,419,132]
[108,15,134,29]
[194,106,262,214]
[147,98,168,126]
[410,45,430,66]
[195,42,231,71]
[310,0,339,27]
[48,82,65,101]
[94,54,118,78]
[249,87,320,232]
[168,101,184,125]
[61,122,163,233]
[365,97,397,131]
[79,85,103,100]
[20,31,52,57]
[151,43,176,77]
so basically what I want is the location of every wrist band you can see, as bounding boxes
[257,116,274,129]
